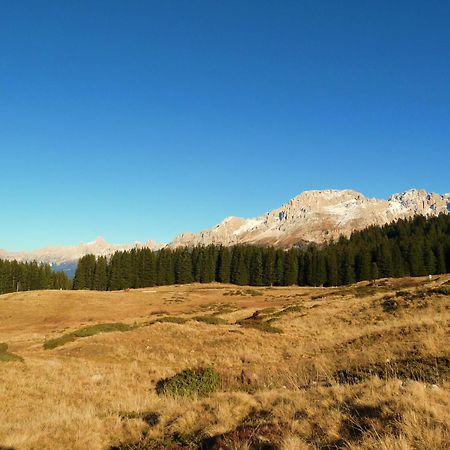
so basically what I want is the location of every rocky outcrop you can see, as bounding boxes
[169,189,450,249]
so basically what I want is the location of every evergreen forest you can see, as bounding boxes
[73,214,450,290]
[0,259,71,294]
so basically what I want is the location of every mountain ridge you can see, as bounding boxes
[169,188,450,249]
[0,188,448,267]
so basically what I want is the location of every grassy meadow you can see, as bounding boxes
[0,276,449,449]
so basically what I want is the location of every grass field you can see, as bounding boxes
[0,276,449,449]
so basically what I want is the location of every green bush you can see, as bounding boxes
[0,342,24,362]
[244,289,263,296]
[237,319,283,334]
[155,316,187,324]
[44,323,133,349]
[381,298,399,313]
[193,315,228,325]
[431,286,450,296]
[269,305,304,320]
[156,367,220,397]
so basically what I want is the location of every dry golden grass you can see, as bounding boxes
[0,276,449,449]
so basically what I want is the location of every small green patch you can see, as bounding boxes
[236,318,283,334]
[110,431,205,450]
[223,289,263,297]
[120,411,160,427]
[0,343,24,362]
[44,323,133,349]
[269,304,305,320]
[430,286,450,296]
[212,305,237,315]
[236,311,284,334]
[243,289,263,296]
[193,315,228,325]
[258,307,277,315]
[155,316,188,324]
[381,298,399,312]
[156,367,220,397]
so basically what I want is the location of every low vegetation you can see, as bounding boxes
[155,367,220,397]
[192,315,228,325]
[236,312,284,334]
[1,275,449,449]
[0,343,23,362]
[43,322,133,349]
[154,316,187,325]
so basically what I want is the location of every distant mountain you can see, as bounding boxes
[0,237,162,270]
[1,189,449,268]
[169,189,450,249]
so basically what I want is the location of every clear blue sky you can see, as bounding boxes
[1,1,449,251]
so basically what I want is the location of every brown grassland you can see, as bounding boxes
[0,275,449,449]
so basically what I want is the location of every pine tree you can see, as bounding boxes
[377,241,393,278]
[325,251,338,286]
[283,249,298,285]
[408,241,425,276]
[263,247,276,286]
[274,250,285,286]
[217,246,231,283]
[231,247,249,285]
[435,244,447,274]
[250,248,263,286]
[175,249,193,284]
[423,243,436,275]
[93,256,108,290]
[371,262,379,280]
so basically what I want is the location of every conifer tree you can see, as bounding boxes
[284,249,298,285]
[217,246,231,283]
[263,247,276,286]
[274,249,285,286]
[250,248,263,286]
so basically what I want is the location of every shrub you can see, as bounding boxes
[236,318,283,334]
[44,323,133,349]
[243,289,263,296]
[193,315,228,325]
[156,367,220,397]
[269,305,304,320]
[0,342,24,362]
[381,298,398,313]
[431,286,450,296]
[155,316,187,324]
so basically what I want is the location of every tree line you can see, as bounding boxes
[0,259,71,294]
[73,214,450,291]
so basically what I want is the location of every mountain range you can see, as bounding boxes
[1,188,449,274]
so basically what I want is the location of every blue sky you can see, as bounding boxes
[1,1,449,251]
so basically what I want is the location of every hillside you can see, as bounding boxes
[1,276,449,449]
[170,189,450,249]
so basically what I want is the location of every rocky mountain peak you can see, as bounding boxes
[168,188,449,249]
